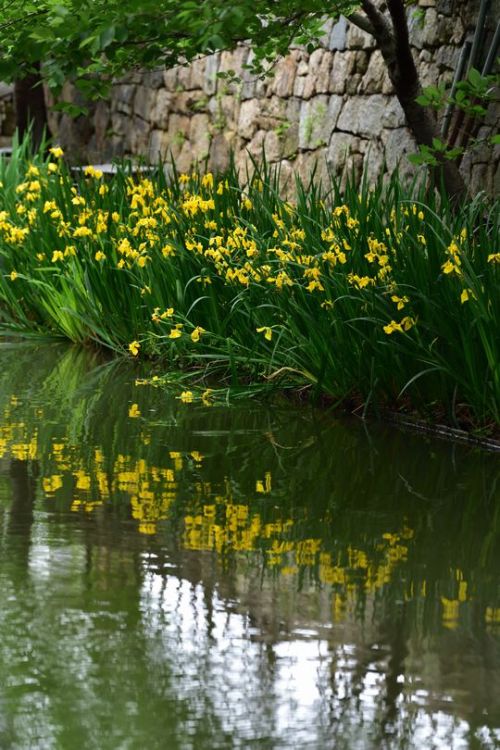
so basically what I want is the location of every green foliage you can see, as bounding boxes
[416,69,498,116]
[274,121,291,139]
[415,83,448,110]
[408,141,464,167]
[0,140,498,430]
[0,0,354,98]
[413,67,499,166]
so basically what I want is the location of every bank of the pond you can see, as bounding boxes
[0,144,499,434]
[132,364,500,450]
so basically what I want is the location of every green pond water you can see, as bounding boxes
[0,343,498,750]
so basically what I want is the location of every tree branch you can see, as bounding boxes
[360,0,466,201]
[386,0,419,96]
[346,11,375,38]
[0,8,48,33]
[359,0,393,48]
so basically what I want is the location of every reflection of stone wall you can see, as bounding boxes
[17,0,500,192]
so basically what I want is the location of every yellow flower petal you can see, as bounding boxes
[128,340,140,356]
[256,326,272,341]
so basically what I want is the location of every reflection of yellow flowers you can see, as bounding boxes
[71,498,103,513]
[295,538,322,565]
[256,471,272,494]
[486,607,500,624]
[458,580,467,602]
[0,416,488,624]
[75,470,91,491]
[138,522,157,535]
[129,403,141,418]
[128,340,140,357]
[42,475,63,494]
[441,597,460,629]
[201,389,213,405]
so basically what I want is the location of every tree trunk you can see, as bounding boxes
[14,62,51,152]
[392,79,468,202]
[359,0,468,204]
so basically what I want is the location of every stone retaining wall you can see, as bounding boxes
[7,0,500,192]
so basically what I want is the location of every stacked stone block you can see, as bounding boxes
[33,0,500,193]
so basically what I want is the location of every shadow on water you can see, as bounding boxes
[0,343,498,749]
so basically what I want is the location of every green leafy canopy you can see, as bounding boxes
[0,0,358,94]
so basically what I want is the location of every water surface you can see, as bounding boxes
[0,343,498,749]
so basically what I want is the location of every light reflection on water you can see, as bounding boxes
[0,343,498,749]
